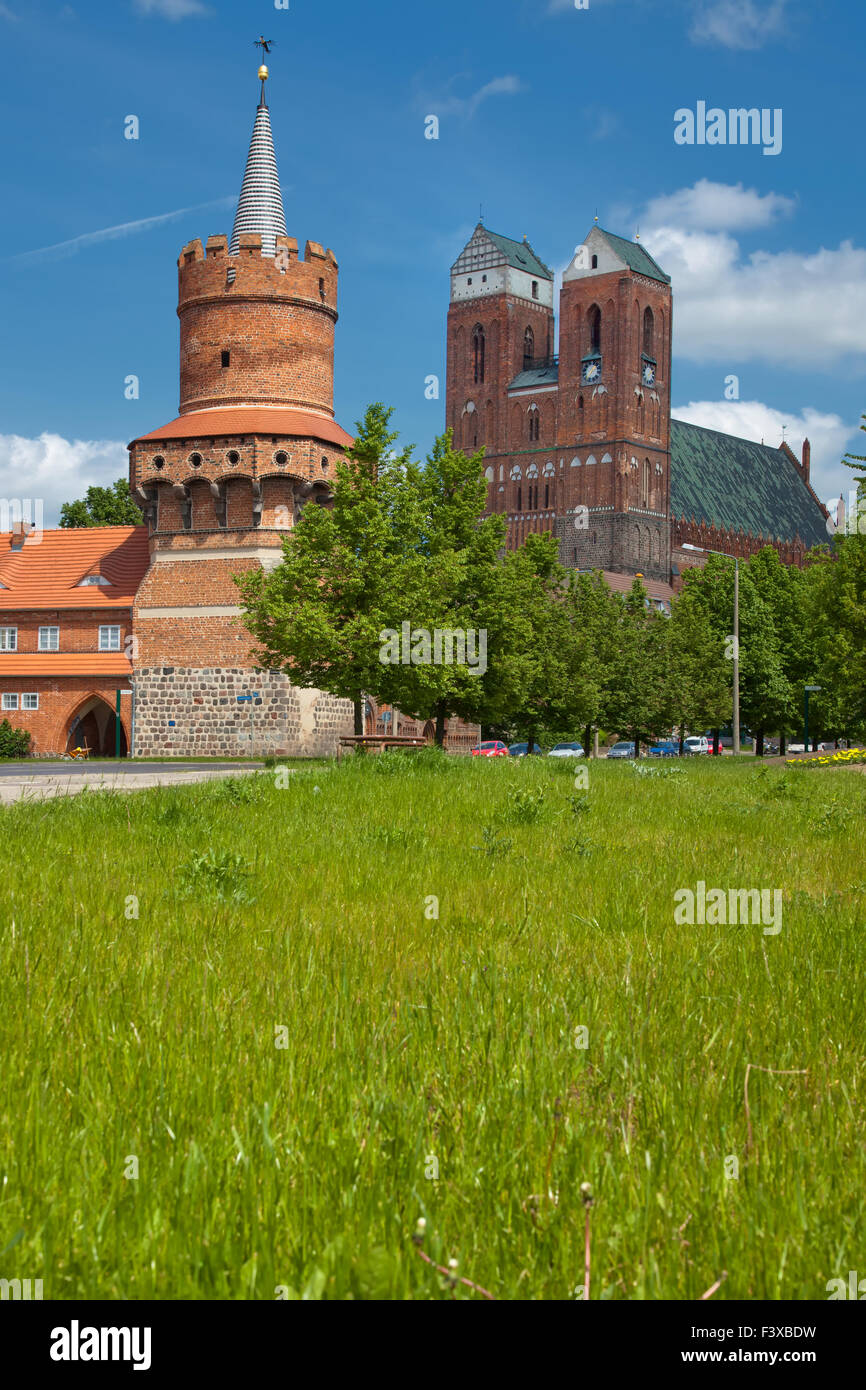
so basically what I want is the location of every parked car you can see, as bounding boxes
[684,735,710,756]
[471,741,509,758]
[649,740,679,758]
[607,741,636,759]
[508,741,543,757]
[548,741,585,758]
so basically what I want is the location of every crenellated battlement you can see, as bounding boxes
[178,232,338,312]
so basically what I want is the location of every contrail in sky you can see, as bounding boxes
[10,197,236,265]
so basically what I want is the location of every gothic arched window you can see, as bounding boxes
[473,325,485,384]
[643,307,654,359]
[589,305,601,355]
[642,459,650,508]
[523,326,534,370]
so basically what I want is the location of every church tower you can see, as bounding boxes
[446,224,555,503]
[128,61,354,756]
[558,225,672,581]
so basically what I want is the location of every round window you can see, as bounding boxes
[152,455,165,470]
[274,451,289,467]
[189,452,203,468]
[226,450,240,466]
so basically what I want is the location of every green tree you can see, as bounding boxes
[667,584,730,752]
[488,532,599,753]
[808,530,866,740]
[565,569,621,754]
[371,428,513,744]
[604,580,672,754]
[59,479,142,527]
[683,555,790,751]
[236,403,413,736]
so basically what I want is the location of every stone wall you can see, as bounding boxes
[132,667,354,758]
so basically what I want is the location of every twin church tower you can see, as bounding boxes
[128,63,674,755]
[446,221,673,584]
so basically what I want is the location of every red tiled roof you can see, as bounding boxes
[0,527,150,610]
[602,570,674,603]
[0,654,133,676]
[131,407,354,451]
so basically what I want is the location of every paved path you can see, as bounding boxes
[0,762,265,805]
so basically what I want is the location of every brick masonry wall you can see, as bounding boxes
[177,234,338,416]
[0,678,132,755]
[0,610,133,653]
[132,667,353,757]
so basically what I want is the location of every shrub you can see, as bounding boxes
[0,718,31,759]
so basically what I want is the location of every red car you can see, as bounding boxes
[471,740,509,758]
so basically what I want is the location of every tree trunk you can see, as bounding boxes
[678,723,685,757]
[353,698,364,736]
[756,729,764,758]
[583,723,592,758]
[779,731,786,757]
[527,725,537,756]
[712,728,720,756]
[434,702,447,748]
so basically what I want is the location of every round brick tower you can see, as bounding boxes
[177,231,339,417]
[127,63,354,758]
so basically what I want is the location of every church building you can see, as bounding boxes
[446,222,830,605]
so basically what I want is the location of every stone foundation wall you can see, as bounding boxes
[132,667,354,757]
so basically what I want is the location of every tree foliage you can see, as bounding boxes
[59,479,142,528]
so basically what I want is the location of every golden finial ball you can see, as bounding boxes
[258,64,269,81]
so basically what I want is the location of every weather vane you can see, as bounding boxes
[254,36,275,102]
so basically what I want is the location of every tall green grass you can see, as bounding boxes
[0,754,863,1299]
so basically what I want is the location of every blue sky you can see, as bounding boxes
[1,0,863,522]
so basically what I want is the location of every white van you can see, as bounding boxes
[683,735,709,756]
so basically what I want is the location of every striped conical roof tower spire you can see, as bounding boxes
[229,64,287,258]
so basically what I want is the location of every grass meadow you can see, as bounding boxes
[0,753,863,1301]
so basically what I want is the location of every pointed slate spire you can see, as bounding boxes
[229,68,287,259]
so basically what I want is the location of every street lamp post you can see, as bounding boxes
[804,685,821,753]
[681,544,740,755]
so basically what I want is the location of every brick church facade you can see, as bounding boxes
[446,222,829,605]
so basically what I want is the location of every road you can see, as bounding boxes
[0,762,266,804]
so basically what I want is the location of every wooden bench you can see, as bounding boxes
[336,734,428,761]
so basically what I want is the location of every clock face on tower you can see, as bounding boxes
[642,361,656,387]
[582,359,601,385]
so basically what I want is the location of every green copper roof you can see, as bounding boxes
[597,228,671,284]
[483,228,554,280]
[670,420,828,548]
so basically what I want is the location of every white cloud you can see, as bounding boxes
[0,434,129,528]
[643,179,795,231]
[11,196,234,265]
[424,74,526,121]
[671,399,856,502]
[636,186,866,370]
[0,3,18,18]
[690,0,789,50]
[133,0,209,18]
